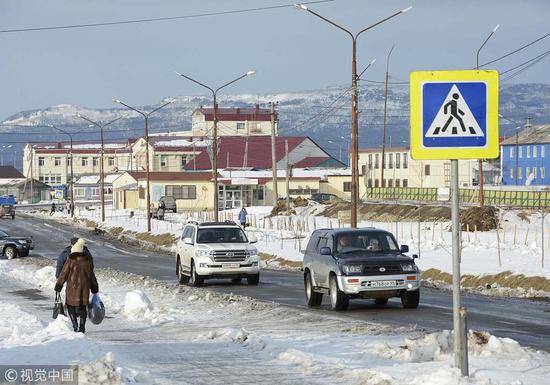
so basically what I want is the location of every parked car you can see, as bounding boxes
[310,193,338,204]
[175,220,260,286]
[303,227,420,311]
[159,196,177,213]
[0,204,15,219]
[0,229,34,259]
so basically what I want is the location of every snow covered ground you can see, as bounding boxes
[1,258,550,385]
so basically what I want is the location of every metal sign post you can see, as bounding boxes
[410,70,499,377]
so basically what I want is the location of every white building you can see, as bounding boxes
[191,105,276,136]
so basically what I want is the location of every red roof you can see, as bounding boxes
[0,166,24,179]
[195,106,274,122]
[184,136,306,170]
[293,156,331,168]
[127,171,215,182]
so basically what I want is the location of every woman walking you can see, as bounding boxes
[55,238,98,333]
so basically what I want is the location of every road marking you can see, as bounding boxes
[496,320,517,326]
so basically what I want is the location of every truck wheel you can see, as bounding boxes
[305,272,323,307]
[374,298,389,306]
[329,275,349,311]
[4,246,17,260]
[176,257,189,285]
[247,274,260,285]
[401,290,420,309]
[188,261,204,287]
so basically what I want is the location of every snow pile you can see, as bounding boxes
[122,290,153,320]
[198,327,249,343]
[277,348,314,373]
[374,330,453,362]
[78,352,154,385]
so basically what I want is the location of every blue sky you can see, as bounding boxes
[1,0,549,119]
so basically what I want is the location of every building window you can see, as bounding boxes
[518,167,522,179]
[396,153,400,168]
[395,179,400,187]
[424,164,431,176]
[526,167,530,178]
[81,157,88,167]
[343,182,352,192]
[533,167,537,178]
[403,153,408,168]
[519,147,523,158]
[160,155,167,168]
[388,153,394,169]
[527,146,531,158]
[542,146,546,158]
[181,155,187,169]
[361,165,366,175]
[375,154,379,169]
[54,157,61,166]
[541,167,545,178]
[367,179,373,187]
[92,157,99,167]
[236,122,245,130]
[374,179,379,188]
[533,146,537,158]
[509,147,514,158]
[402,179,408,187]
[388,179,393,187]
[165,185,197,199]
[56,175,61,184]
[108,157,115,166]
[67,157,72,166]
[368,154,373,169]
[38,157,45,166]
[510,168,514,179]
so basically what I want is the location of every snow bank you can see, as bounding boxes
[122,290,153,320]
[198,327,249,343]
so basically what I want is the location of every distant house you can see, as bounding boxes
[191,104,276,136]
[73,174,121,201]
[501,124,550,186]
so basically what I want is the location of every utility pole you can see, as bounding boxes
[270,102,279,206]
[380,45,394,188]
[295,3,412,228]
[243,136,249,168]
[47,124,75,216]
[285,139,290,210]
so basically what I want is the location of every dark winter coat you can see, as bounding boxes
[55,252,99,306]
[56,245,93,278]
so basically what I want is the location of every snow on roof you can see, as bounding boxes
[153,138,211,148]
[219,167,350,180]
[0,178,27,187]
[74,174,122,185]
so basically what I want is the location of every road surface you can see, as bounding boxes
[3,213,550,351]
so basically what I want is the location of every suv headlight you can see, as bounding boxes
[246,249,259,257]
[195,249,211,258]
[401,263,417,272]
[342,264,363,275]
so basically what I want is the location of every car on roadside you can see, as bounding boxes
[175,220,260,286]
[310,193,338,204]
[0,204,15,219]
[303,227,420,311]
[0,229,34,259]
[159,196,177,213]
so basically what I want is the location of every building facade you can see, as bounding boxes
[501,125,550,186]
[191,105,276,136]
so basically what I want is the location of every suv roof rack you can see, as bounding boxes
[186,220,199,225]
[199,220,238,226]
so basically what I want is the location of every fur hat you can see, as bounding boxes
[71,238,85,254]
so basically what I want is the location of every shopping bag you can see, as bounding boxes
[52,292,65,319]
[88,293,105,325]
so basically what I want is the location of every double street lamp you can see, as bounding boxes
[113,98,175,232]
[174,70,256,221]
[294,3,412,227]
[77,113,126,223]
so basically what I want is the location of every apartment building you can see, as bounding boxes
[191,105,276,136]
[358,147,474,188]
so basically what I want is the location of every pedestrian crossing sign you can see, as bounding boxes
[410,70,499,160]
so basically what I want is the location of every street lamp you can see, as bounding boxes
[113,98,175,232]
[295,3,412,227]
[175,70,256,221]
[46,124,75,217]
[380,45,395,188]
[77,113,126,223]
[0,145,13,165]
[476,24,500,206]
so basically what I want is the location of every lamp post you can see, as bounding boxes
[113,98,175,232]
[380,44,395,188]
[476,24,500,206]
[77,113,126,223]
[175,70,256,221]
[0,145,13,165]
[294,3,412,227]
[47,124,75,217]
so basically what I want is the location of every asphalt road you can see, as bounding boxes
[3,213,550,351]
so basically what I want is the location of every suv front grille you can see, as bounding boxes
[363,263,402,275]
[211,250,248,262]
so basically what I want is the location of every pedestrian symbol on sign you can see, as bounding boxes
[425,84,483,138]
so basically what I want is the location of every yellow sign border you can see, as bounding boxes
[410,70,499,160]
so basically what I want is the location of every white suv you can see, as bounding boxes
[175,220,260,286]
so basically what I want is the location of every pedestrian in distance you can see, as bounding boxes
[55,238,98,333]
[56,236,94,278]
[238,207,248,228]
[50,201,56,216]
[158,200,166,221]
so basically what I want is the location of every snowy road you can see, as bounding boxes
[4,214,550,351]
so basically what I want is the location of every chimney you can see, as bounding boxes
[236,108,240,114]
[57,142,62,149]
[255,103,260,111]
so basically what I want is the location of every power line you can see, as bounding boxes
[0,0,334,34]
[478,31,550,68]
[500,48,550,76]
[502,51,550,82]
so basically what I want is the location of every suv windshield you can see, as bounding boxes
[335,232,399,254]
[0,230,8,237]
[196,227,248,244]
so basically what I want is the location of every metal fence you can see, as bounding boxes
[363,187,550,209]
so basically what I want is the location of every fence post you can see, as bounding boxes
[524,226,530,246]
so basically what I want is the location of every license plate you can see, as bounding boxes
[222,263,240,269]
[366,280,396,288]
